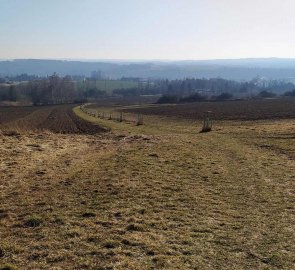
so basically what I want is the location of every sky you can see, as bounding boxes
[1,0,295,60]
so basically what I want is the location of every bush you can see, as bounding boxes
[284,89,295,96]
[84,88,106,98]
[24,216,42,227]
[180,93,206,103]
[258,90,276,98]
[156,95,179,104]
[216,92,233,100]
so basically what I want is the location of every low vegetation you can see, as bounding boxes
[258,90,277,98]
[0,102,294,269]
[284,89,295,96]
[157,92,234,104]
[23,216,43,228]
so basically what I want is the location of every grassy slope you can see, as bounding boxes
[73,108,295,269]
[0,106,294,269]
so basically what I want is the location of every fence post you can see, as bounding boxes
[119,112,123,122]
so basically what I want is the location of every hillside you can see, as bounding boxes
[0,103,294,269]
[2,59,295,80]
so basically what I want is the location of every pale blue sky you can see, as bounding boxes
[1,0,295,60]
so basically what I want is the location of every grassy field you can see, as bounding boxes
[0,103,294,269]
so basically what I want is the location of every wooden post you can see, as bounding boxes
[119,112,123,122]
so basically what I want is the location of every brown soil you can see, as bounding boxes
[0,105,106,134]
[122,98,295,121]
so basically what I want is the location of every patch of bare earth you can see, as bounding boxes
[0,105,106,134]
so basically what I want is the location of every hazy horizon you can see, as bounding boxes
[1,0,295,60]
[2,57,295,62]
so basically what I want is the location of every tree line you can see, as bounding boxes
[113,77,295,97]
[1,74,294,105]
[0,74,109,105]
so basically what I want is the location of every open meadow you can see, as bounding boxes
[0,100,294,269]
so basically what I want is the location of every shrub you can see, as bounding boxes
[156,95,179,104]
[24,216,42,227]
[284,89,295,96]
[180,93,206,103]
[216,92,233,100]
[258,90,276,98]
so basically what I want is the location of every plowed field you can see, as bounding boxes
[0,105,105,134]
[122,98,295,120]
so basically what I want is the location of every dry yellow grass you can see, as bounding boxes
[0,106,294,269]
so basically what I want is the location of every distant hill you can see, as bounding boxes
[1,58,295,81]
